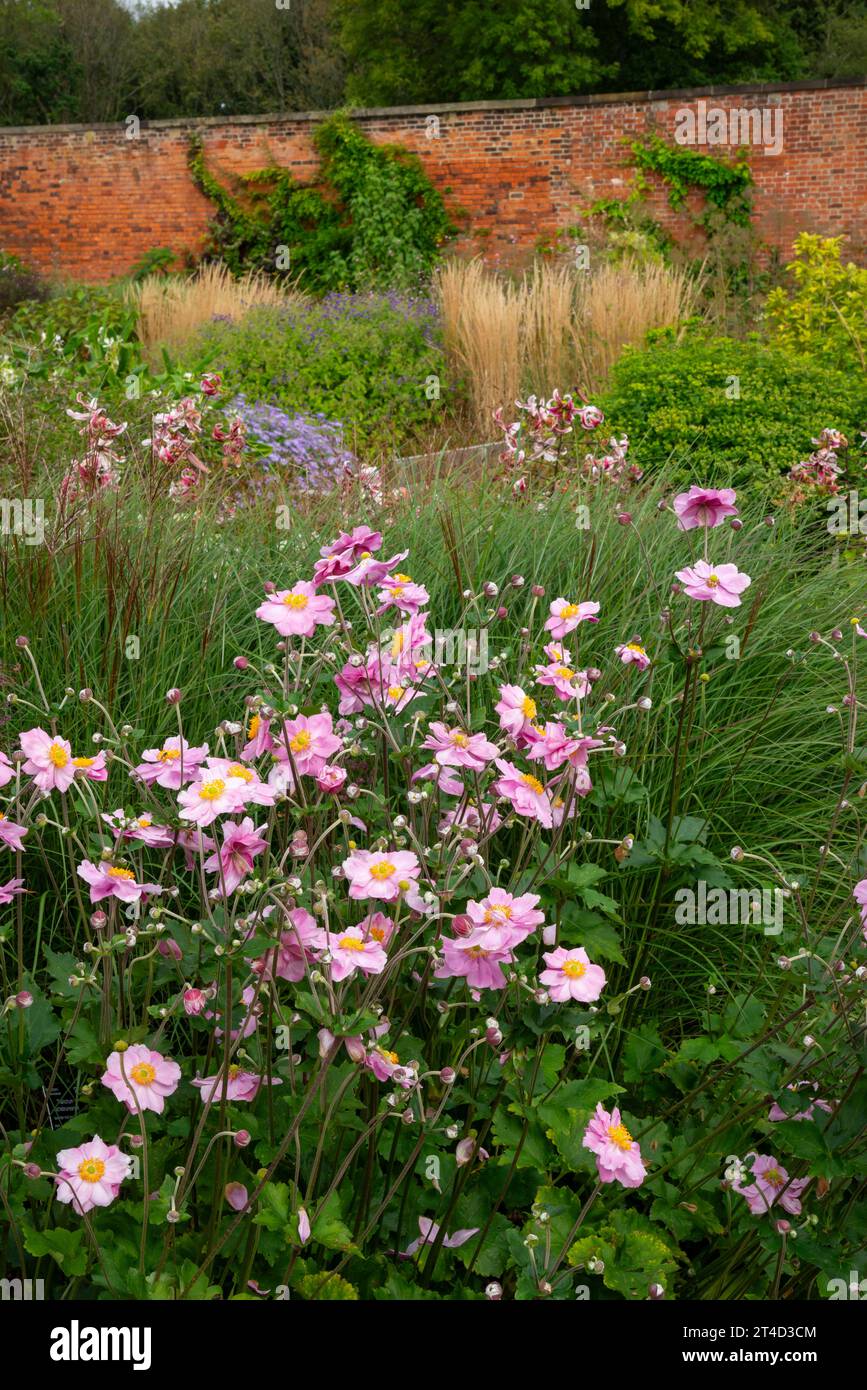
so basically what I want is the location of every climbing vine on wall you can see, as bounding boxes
[587,133,755,246]
[188,111,458,293]
[629,134,754,227]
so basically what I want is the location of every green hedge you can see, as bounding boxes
[601,328,867,491]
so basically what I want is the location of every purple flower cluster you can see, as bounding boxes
[231,395,355,495]
[273,291,441,349]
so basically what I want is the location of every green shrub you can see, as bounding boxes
[190,112,458,293]
[0,250,51,317]
[189,291,448,450]
[600,327,867,491]
[766,232,867,376]
[2,282,143,396]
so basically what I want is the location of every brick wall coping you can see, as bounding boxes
[1,75,865,138]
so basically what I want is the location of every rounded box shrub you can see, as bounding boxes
[601,327,867,492]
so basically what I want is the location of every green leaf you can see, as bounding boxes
[568,1209,680,1299]
[23,1223,87,1276]
[311,1189,356,1252]
[622,1027,667,1083]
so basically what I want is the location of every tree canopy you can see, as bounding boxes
[0,0,864,126]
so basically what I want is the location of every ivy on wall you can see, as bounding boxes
[188,111,458,292]
[629,134,754,228]
[587,134,755,245]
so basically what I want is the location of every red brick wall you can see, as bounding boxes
[1,79,865,283]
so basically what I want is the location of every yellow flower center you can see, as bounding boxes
[227,764,253,781]
[130,1062,156,1085]
[393,573,412,584]
[706,574,720,588]
[626,643,646,655]
[338,935,366,951]
[283,593,309,609]
[378,1048,399,1065]
[247,714,261,740]
[290,731,311,753]
[228,1064,241,1079]
[467,946,489,958]
[106,866,135,880]
[560,603,580,619]
[369,924,387,940]
[484,905,512,923]
[450,731,469,747]
[48,743,69,768]
[77,1157,106,1183]
[72,756,95,768]
[370,861,396,879]
[607,1123,633,1151]
[198,779,226,801]
[562,959,586,979]
[157,748,181,762]
[765,1168,785,1188]
[388,686,405,701]
[521,773,544,795]
[556,666,575,679]
[137,817,152,828]
[521,697,537,719]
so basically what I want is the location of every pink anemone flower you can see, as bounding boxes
[675,560,751,608]
[134,736,209,790]
[673,485,738,530]
[540,946,606,1003]
[400,1217,479,1258]
[434,930,513,991]
[733,1154,810,1215]
[204,817,267,895]
[78,860,162,904]
[102,1044,181,1114]
[55,1136,132,1214]
[583,1104,647,1188]
[421,721,500,770]
[465,888,544,948]
[191,1068,282,1104]
[615,642,651,670]
[342,848,421,902]
[0,815,27,852]
[544,598,600,639]
[493,758,554,829]
[312,925,388,981]
[19,728,76,793]
[255,581,336,637]
[276,712,341,777]
[0,877,25,904]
